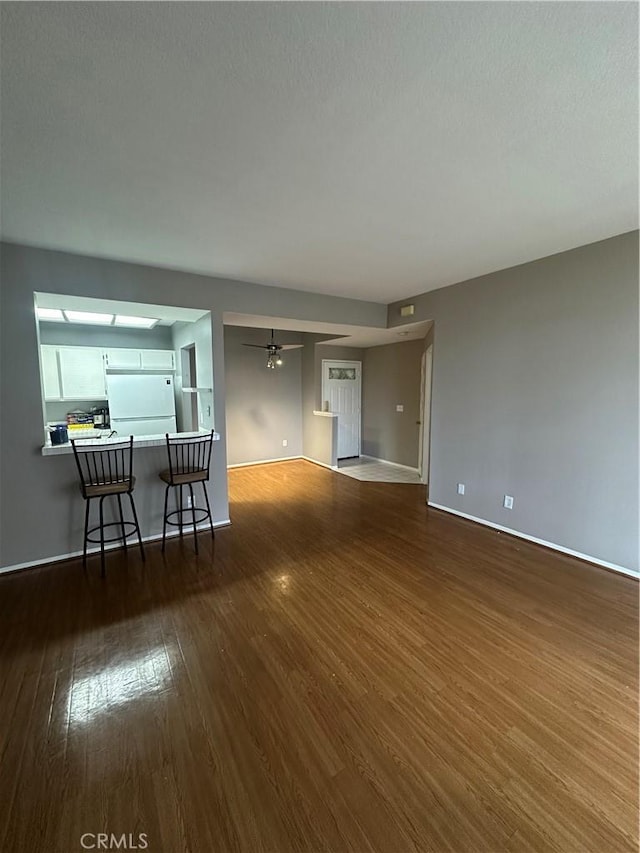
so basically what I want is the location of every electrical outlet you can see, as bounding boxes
[457,483,465,495]
[503,495,514,509]
[282,439,288,447]
[396,404,404,412]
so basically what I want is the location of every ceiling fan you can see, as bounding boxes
[242,329,304,369]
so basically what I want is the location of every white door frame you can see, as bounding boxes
[321,359,362,458]
[418,345,433,485]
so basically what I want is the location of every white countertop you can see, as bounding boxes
[42,430,220,456]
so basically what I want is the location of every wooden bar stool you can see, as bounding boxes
[159,431,214,554]
[72,437,145,577]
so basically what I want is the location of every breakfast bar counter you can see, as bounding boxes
[42,430,221,456]
[19,428,229,572]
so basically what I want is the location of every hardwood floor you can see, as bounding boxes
[0,460,637,853]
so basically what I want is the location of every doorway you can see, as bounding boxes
[181,344,199,431]
[321,359,362,459]
[418,345,433,488]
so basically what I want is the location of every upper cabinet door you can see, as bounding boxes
[58,347,107,399]
[140,350,175,370]
[40,346,62,400]
[104,349,142,370]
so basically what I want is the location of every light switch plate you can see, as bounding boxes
[396,404,404,412]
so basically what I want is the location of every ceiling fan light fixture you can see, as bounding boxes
[243,329,303,367]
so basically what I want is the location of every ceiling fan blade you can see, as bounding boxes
[242,339,303,351]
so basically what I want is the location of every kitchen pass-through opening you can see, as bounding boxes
[34,292,215,447]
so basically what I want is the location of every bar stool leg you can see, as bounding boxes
[82,498,91,570]
[127,493,145,562]
[161,484,170,552]
[117,494,127,551]
[178,485,184,537]
[188,483,198,554]
[201,481,214,540]
[98,495,106,578]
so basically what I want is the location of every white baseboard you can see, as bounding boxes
[428,502,639,580]
[360,455,419,473]
[301,455,338,471]
[0,519,232,576]
[227,455,301,469]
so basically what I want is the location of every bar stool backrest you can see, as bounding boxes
[165,431,214,480]
[71,436,135,498]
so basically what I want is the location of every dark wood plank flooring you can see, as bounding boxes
[0,460,637,852]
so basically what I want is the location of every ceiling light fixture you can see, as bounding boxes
[243,329,302,369]
[36,307,65,322]
[64,310,114,325]
[114,315,159,329]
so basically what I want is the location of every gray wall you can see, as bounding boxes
[301,333,342,465]
[0,242,385,570]
[301,333,319,460]
[224,326,303,465]
[304,414,337,467]
[362,339,424,468]
[38,322,174,349]
[388,231,639,572]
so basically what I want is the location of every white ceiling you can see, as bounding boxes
[2,3,637,303]
[224,313,431,348]
[35,293,208,326]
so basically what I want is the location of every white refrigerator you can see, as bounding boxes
[106,374,177,437]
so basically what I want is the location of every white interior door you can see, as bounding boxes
[418,345,433,485]
[322,360,361,459]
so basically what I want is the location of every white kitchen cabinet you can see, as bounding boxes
[104,349,142,370]
[140,349,175,370]
[58,346,107,400]
[104,348,175,371]
[40,346,62,401]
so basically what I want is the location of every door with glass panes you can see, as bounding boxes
[321,360,361,459]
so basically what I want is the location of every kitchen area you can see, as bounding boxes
[29,292,224,559]
[36,293,217,455]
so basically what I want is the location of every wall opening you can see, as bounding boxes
[181,344,199,432]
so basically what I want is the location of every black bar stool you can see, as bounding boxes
[72,437,145,577]
[159,431,214,554]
